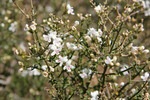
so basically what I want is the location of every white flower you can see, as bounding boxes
[56,56,68,66]
[41,65,47,70]
[24,24,30,31]
[49,43,63,56]
[63,60,75,72]
[74,21,79,26]
[120,82,125,86]
[114,83,118,87]
[131,89,136,94]
[87,28,97,37]
[30,69,41,76]
[98,29,103,37]
[43,34,51,42]
[48,31,57,39]
[87,28,103,42]
[19,68,24,72]
[105,56,113,65]
[51,47,62,56]
[43,31,58,43]
[46,31,63,56]
[43,72,48,77]
[30,21,37,31]
[97,37,102,42]
[141,72,149,81]
[91,91,99,100]
[1,23,5,27]
[120,64,129,75]
[79,68,92,79]
[53,37,62,47]
[9,22,17,32]
[94,5,101,13]
[30,24,36,31]
[67,4,74,15]
[129,43,139,54]
[19,42,26,50]
[127,8,132,12]
[66,42,78,50]
[49,66,55,72]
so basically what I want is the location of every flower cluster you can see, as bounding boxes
[15,0,150,99]
[43,31,63,56]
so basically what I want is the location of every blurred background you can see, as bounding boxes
[0,0,149,100]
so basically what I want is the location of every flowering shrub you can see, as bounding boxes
[6,0,150,99]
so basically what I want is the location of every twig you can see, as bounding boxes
[128,81,148,100]
[12,1,30,20]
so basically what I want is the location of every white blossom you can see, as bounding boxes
[56,56,68,66]
[43,34,51,42]
[141,72,149,81]
[74,20,79,26]
[30,69,41,76]
[20,70,29,77]
[9,21,17,32]
[67,4,74,15]
[50,66,55,72]
[86,28,103,42]
[24,24,30,31]
[120,82,125,86]
[131,89,136,94]
[63,60,75,72]
[19,68,24,72]
[91,91,99,100]
[41,65,47,70]
[1,23,5,27]
[120,64,129,75]
[129,43,139,54]
[43,72,48,77]
[79,68,92,79]
[94,5,101,13]
[105,56,113,65]
[30,21,37,31]
[66,42,78,50]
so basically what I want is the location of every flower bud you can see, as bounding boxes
[19,68,24,72]
[110,62,114,66]
[93,58,97,62]
[116,62,120,67]
[90,54,94,58]
[127,8,132,12]
[15,49,19,55]
[113,56,117,62]
[74,21,79,26]
[72,26,76,30]
[43,19,47,23]
[18,61,24,66]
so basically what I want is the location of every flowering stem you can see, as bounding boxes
[128,81,148,100]
[131,64,147,80]
[109,22,123,53]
